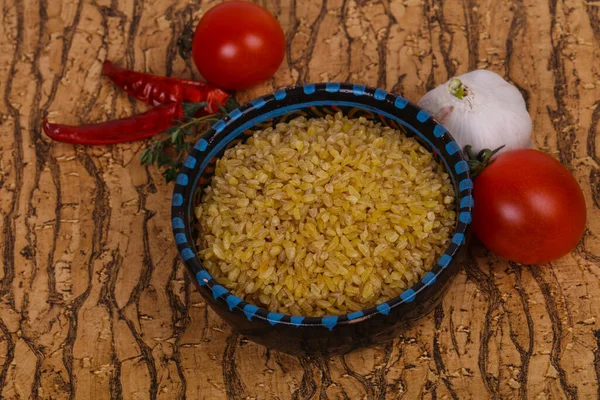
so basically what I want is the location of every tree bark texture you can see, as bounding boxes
[1,0,599,398]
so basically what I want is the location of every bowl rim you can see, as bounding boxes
[171,82,473,330]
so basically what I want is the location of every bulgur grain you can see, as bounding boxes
[196,113,455,317]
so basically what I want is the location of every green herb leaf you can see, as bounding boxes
[223,97,240,113]
[163,168,179,183]
[157,153,171,168]
[140,148,151,165]
[171,129,180,144]
[217,101,228,115]
[182,102,208,118]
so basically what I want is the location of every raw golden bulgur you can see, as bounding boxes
[195,113,455,317]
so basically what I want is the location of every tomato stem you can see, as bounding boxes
[464,144,505,178]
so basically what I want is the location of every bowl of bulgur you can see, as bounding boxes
[172,83,473,356]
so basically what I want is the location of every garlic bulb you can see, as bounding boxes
[418,69,532,155]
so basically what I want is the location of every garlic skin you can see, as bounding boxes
[418,69,532,155]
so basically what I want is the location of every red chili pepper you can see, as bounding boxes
[43,103,183,145]
[103,61,230,113]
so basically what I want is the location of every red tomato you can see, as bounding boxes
[472,149,586,264]
[192,1,286,90]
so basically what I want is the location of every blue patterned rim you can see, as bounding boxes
[172,83,473,330]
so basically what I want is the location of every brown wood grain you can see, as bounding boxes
[0,0,599,398]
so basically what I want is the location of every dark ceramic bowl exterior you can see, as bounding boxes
[172,83,473,356]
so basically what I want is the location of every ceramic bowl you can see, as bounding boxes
[171,83,473,356]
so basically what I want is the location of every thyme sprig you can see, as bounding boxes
[141,98,238,182]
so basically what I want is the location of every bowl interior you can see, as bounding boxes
[172,83,473,329]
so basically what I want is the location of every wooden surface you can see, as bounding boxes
[1,0,599,398]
